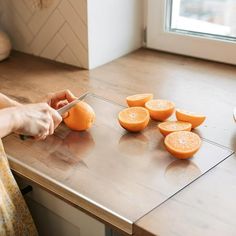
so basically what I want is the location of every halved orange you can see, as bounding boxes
[64,101,95,131]
[145,99,175,121]
[158,121,192,136]
[126,93,153,107]
[164,131,201,159]
[176,109,206,128]
[118,107,150,132]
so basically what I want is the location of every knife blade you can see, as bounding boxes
[20,92,89,140]
[57,92,89,115]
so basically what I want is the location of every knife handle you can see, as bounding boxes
[19,134,31,140]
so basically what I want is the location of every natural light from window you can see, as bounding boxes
[170,0,236,39]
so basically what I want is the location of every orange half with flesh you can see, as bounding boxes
[126,93,153,107]
[164,131,201,159]
[118,107,150,132]
[158,121,192,136]
[145,99,175,121]
[176,109,206,128]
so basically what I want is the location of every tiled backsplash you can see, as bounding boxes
[0,0,88,68]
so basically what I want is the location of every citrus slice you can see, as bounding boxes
[176,109,206,128]
[118,107,150,132]
[145,99,175,121]
[164,131,201,159]
[126,93,153,107]
[158,121,192,136]
[64,101,95,131]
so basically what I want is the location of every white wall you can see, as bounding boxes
[87,0,144,69]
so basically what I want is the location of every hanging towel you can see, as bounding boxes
[0,139,38,236]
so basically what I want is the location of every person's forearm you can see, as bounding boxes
[0,107,17,138]
[0,93,21,109]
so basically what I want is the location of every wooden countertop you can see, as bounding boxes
[1,50,236,235]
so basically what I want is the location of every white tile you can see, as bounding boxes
[57,46,81,67]
[30,9,64,55]
[41,34,66,60]
[68,0,87,24]
[56,55,65,64]
[58,0,87,49]
[0,0,88,68]
[9,10,34,45]
[10,0,33,23]
[28,0,61,35]
[59,23,88,68]
[22,0,37,14]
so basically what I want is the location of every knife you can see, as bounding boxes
[57,92,89,115]
[20,92,89,140]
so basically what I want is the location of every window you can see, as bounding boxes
[146,0,236,64]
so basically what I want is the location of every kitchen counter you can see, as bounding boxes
[1,49,236,235]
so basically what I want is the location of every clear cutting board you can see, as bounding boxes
[3,94,234,223]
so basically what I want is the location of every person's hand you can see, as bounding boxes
[47,90,77,110]
[12,103,62,140]
[0,93,22,109]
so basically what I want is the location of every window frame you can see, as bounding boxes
[146,0,236,65]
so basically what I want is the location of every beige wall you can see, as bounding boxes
[0,0,88,68]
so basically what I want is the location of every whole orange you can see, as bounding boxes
[63,101,95,131]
